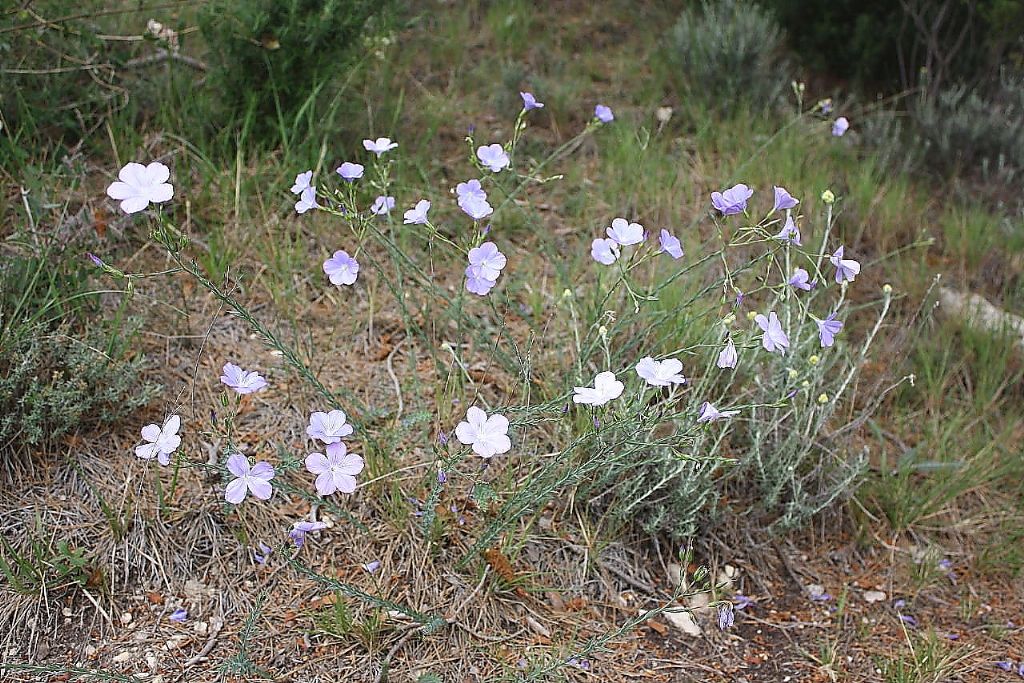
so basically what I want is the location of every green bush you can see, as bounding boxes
[197,0,394,146]
[663,0,789,114]
[0,251,157,456]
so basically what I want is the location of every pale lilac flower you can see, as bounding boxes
[899,614,917,627]
[773,215,802,246]
[253,542,272,565]
[135,414,181,466]
[289,520,328,547]
[815,312,843,348]
[734,594,756,610]
[305,442,364,496]
[323,250,359,286]
[455,406,511,458]
[830,246,861,283]
[717,340,738,369]
[290,170,313,195]
[456,179,487,203]
[718,604,735,630]
[371,195,395,215]
[590,237,620,265]
[755,312,789,354]
[572,371,624,406]
[832,117,849,137]
[220,363,268,394]
[169,608,187,623]
[995,662,1014,672]
[594,104,614,123]
[635,357,685,386]
[659,229,683,259]
[698,402,739,422]
[477,144,510,173]
[224,454,275,504]
[606,218,645,246]
[711,183,753,215]
[336,162,364,181]
[465,265,497,295]
[363,137,398,156]
[467,241,507,280]
[772,186,799,213]
[459,195,493,220]
[520,92,544,110]
[106,162,174,214]
[295,186,319,214]
[403,199,431,225]
[306,410,354,444]
[788,267,813,291]
[362,560,382,573]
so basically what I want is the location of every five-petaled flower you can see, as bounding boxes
[455,406,512,458]
[135,414,181,465]
[220,363,268,394]
[815,312,843,347]
[295,186,319,214]
[594,104,614,123]
[465,265,497,295]
[363,137,398,156]
[635,356,686,386]
[717,340,738,369]
[305,442,364,495]
[403,199,431,225]
[307,410,354,444]
[336,162,364,181]
[225,453,275,504]
[520,92,544,111]
[774,215,802,245]
[698,402,739,422]
[477,144,510,173]
[830,246,860,283]
[832,117,849,137]
[371,195,396,215]
[755,311,790,354]
[468,241,507,280]
[772,186,799,213]
[323,250,360,286]
[659,229,684,259]
[290,170,313,195]
[711,183,753,215]
[606,218,645,246]
[573,371,624,406]
[788,267,813,291]
[591,237,620,265]
[106,162,174,214]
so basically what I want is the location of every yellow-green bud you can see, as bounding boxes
[883,283,893,294]
[562,288,573,298]
[746,311,757,321]
[801,380,810,389]
[808,355,820,366]
[817,393,829,404]
[788,368,798,380]
[821,190,835,204]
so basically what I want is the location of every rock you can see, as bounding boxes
[864,590,887,603]
[938,286,1024,349]
[664,608,702,636]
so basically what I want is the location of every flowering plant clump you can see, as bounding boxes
[96,86,899,675]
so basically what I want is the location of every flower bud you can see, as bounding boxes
[883,283,893,294]
[821,190,835,204]
[817,393,829,404]
[787,368,798,380]
[746,311,757,321]
[808,355,820,366]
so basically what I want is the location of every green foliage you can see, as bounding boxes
[197,0,393,146]
[912,71,1024,179]
[663,0,789,113]
[0,531,96,595]
[0,251,157,456]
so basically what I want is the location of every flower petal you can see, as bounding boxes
[246,476,273,500]
[225,478,248,504]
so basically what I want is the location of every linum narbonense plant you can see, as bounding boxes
[90,93,897,677]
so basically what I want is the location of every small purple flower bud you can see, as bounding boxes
[467,124,476,135]
[899,614,918,627]
[735,291,744,307]
[718,604,735,630]
[87,252,104,268]
[437,469,447,484]
[437,430,448,445]
[593,417,600,429]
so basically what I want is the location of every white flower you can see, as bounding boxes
[455,406,511,458]
[606,218,645,246]
[635,357,685,386]
[697,402,739,423]
[106,162,174,214]
[290,170,313,195]
[476,144,510,172]
[573,371,624,406]
[135,414,181,466]
[591,237,620,265]
[716,340,738,369]
[363,137,398,156]
[306,410,354,444]
[403,199,431,225]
